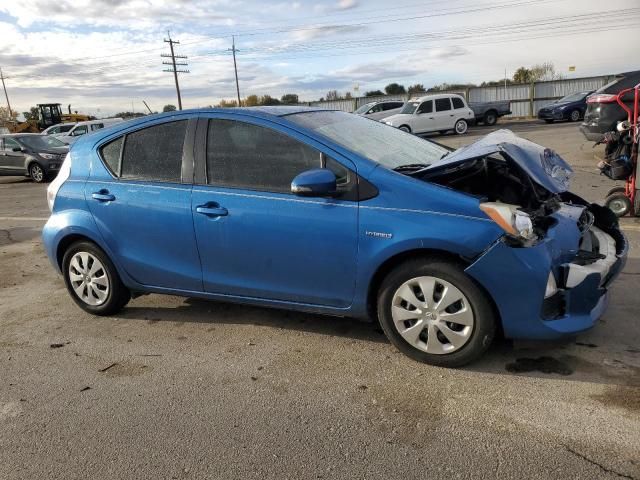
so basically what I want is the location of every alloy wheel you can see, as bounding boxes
[391,275,474,354]
[570,110,580,122]
[30,164,44,182]
[68,252,110,306]
[455,120,467,134]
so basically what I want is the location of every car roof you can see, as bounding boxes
[412,93,464,102]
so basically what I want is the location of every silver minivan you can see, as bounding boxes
[383,94,475,135]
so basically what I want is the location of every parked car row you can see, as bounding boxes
[356,94,511,134]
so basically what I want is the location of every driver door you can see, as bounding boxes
[411,100,435,133]
[191,116,359,307]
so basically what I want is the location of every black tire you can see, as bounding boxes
[399,125,411,133]
[484,110,498,126]
[377,257,496,367]
[454,119,468,135]
[569,109,581,122]
[62,241,130,315]
[544,119,554,124]
[604,192,631,217]
[29,163,46,183]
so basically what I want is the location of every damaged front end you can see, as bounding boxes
[417,130,628,339]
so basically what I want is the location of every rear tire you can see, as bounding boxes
[399,125,411,133]
[569,109,581,122]
[29,163,45,183]
[377,257,496,367]
[484,110,498,126]
[604,192,631,217]
[454,119,468,135]
[62,241,130,315]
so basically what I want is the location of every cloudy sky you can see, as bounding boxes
[0,0,638,118]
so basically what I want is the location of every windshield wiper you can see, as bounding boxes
[392,163,429,172]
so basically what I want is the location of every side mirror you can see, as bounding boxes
[291,168,337,197]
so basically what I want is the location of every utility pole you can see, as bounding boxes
[229,36,241,106]
[162,31,189,110]
[0,67,13,119]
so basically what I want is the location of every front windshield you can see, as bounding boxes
[19,135,66,150]
[354,102,375,114]
[558,92,589,103]
[287,111,448,169]
[400,101,419,114]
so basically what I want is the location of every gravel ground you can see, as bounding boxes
[0,120,639,479]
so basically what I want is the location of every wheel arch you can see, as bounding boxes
[365,247,503,336]
[399,124,412,132]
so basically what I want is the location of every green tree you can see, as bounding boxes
[217,99,238,108]
[244,95,259,107]
[22,106,39,122]
[259,95,281,106]
[162,104,177,112]
[513,67,532,84]
[384,83,406,95]
[364,90,384,97]
[280,93,299,104]
[407,84,425,95]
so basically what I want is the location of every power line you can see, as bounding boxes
[162,31,189,110]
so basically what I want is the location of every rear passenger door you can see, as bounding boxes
[86,118,203,291]
[191,116,359,307]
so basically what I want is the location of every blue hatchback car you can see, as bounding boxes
[43,107,627,367]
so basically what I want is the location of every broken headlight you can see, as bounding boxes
[479,202,535,241]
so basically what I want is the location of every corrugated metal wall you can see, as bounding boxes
[306,74,613,117]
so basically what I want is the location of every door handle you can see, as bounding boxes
[428,117,434,120]
[92,190,115,202]
[196,204,228,217]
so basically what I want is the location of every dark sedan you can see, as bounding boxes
[537,91,593,123]
[0,134,69,183]
[580,70,640,142]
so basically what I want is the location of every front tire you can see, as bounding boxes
[377,258,496,367]
[62,241,130,315]
[29,163,45,183]
[399,125,411,133]
[454,119,468,135]
[569,109,581,122]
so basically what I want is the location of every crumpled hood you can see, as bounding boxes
[427,129,573,193]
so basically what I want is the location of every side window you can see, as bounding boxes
[369,104,383,113]
[452,97,465,109]
[121,120,187,182]
[435,98,452,112]
[99,137,124,176]
[206,119,321,193]
[73,125,88,136]
[417,101,432,114]
[91,123,104,131]
[4,138,20,151]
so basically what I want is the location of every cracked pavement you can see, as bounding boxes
[0,121,639,479]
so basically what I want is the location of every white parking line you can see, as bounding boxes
[0,216,48,221]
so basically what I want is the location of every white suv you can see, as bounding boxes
[383,94,474,135]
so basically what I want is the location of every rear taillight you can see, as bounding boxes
[47,153,71,212]
[587,94,616,104]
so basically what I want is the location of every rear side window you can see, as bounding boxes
[91,123,104,131]
[121,121,187,182]
[206,119,320,193]
[452,97,465,109]
[435,98,452,112]
[99,137,123,175]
